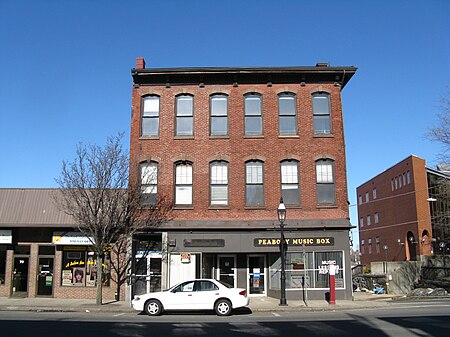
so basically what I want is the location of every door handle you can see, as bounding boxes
[188,294,192,296]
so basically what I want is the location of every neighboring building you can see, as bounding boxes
[0,189,118,300]
[357,155,450,267]
[129,58,357,301]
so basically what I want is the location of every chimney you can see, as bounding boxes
[136,57,146,69]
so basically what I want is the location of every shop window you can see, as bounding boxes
[61,247,110,287]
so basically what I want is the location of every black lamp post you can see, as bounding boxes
[278,197,287,306]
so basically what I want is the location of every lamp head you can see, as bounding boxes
[277,197,286,222]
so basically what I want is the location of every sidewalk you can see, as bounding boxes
[0,292,398,314]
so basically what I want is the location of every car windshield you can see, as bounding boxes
[216,280,233,288]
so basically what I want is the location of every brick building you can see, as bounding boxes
[357,155,450,267]
[128,58,357,301]
[0,188,119,300]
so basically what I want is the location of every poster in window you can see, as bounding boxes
[62,270,72,286]
[72,267,85,286]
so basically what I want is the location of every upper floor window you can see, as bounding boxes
[312,93,331,135]
[373,188,377,199]
[374,212,379,224]
[210,161,228,206]
[367,215,371,226]
[245,160,264,206]
[140,161,158,205]
[407,170,411,184]
[175,162,193,206]
[141,96,160,137]
[244,94,262,136]
[358,195,362,205]
[316,159,336,205]
[278,93,297,135]
[210,94,228,136]
[280,160,300,206]
[176,95,194,136]
[361,239,365,254]
[360,217,364,227]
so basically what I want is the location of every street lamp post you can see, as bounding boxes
[278,197,287,306]
[383,244,388,274]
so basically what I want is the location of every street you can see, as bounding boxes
[0,299,449,337]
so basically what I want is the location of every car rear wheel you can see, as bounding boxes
[215,299,232,316]
[144,299,162,316]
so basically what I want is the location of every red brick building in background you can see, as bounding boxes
[357,155,450,267]
[128,58,357,301]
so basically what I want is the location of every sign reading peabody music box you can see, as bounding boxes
[254,237,334,247]
[0,230,12,244]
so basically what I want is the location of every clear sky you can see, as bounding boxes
[1,0,449,247]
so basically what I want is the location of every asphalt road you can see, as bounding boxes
[1,299,449,337]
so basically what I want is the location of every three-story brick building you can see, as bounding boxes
[129,58,357,301]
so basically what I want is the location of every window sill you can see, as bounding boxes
[208,206,230,210]
[174,136,195,140]
[244,206,266,210]
[243,135,264,139]
[316,204,338,209]
[278,135,299,139]
[139,136,160,140]
[209,136,229,139]
[313,134,334,138]
[173,206,194,210]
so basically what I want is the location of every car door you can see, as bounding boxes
[163,281,195,310]
[192,280,221,309]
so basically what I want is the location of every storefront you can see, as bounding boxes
[160,229,353,301]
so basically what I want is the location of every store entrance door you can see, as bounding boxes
[248,255,266,295]
[133,253,162,296]
[217,255,236,287]
[13,257,29,296]
[37,258,54,296]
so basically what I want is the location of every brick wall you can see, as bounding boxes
[130,81,349,224]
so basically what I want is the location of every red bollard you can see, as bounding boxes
[329,264,336,305]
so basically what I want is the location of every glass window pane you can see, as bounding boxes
[141,163,157,184]
[245,117,262,135]
[211,96,227,116]
[279,116,296,135]
[176,186,192,205]
[313,94,330,115]
[281,162,298,184]
[211,116,228,136]
[143,97,159,116]
[316,161,333,183]
[314,115,330,134]
[246,162,263,183]
[176,117,193,136]
[211,163,228,184]
[211,186,228,205]
[282,186,299,205]
[279,95,295,115]
[317,184,336,204]
[142,118,159,136]
[176,164,192,184]
[177,96,193,116]
[245,96,261,115]
[246,185,264,206]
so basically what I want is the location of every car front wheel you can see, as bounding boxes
[215,299,232,316]
[144,299,163,316]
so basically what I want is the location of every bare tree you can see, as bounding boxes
[55,134,171,305]
[428,91,450,165]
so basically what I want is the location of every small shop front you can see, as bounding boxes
[164,229,353,301]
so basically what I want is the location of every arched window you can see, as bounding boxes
[280,160,300,206]
[244,93,262,136]
[245,160,264,206]
[210,94,228,136]
[312,92,331,135]
[141,96,160,137]
[278,93,297,135]
[140,161,158,205]
[175,161,193,206]
[316,159,336,205]
[175,95,194,136]
[210,161,228,206]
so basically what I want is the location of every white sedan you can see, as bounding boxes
[132,279,249,316]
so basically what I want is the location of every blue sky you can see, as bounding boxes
[1,0,449,247]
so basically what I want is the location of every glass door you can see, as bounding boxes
[217,255,236,287]
[133,253,162,296]
[248,255,266,295]
[13,257,29,296]
[37,258,54,296]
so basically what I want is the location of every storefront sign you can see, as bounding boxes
[0,230,12,244]
[52,232,94,245]
[254,237,334,247]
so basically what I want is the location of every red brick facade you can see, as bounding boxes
[357,155,433,267]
